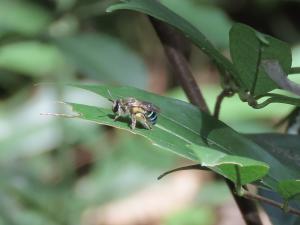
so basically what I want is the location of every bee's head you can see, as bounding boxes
[112,99,120,113]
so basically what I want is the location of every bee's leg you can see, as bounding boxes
[139,114,152,130]
[114,107,123,121]
[144,121,153,130]
[130,114,137,130]
[114,114,120,121]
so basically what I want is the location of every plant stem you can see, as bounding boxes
[214,89,233,119]
[149,17,264,225]
[244,191,300,216]
[290,67,300,75]
[158,164,300,217]
[227,181,264,225]
[149,17,209,113]
[251,42,262,95]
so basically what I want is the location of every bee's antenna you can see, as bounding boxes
[107,89,114,102]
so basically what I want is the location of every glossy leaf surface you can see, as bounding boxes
[278,180,300,201]
[64,84,300,197]
[160,0,231,47]
[248,133,300,202]
[190,145,268,185]
[230,23,292,95]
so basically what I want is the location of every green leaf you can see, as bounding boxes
[0,0,52,36]
[55,33,147,88]
[160,0,231,47]
[255,93,300,108]
[106,0,244,90]
[230,23,292,96]
[68,103,198,161]
[190,145,269,185]
[63,84,300,195]
[278,180,300,201]
[0,41,65,77]
[248,133,300,203]
[70,102,268,185]
[248,133,300,175]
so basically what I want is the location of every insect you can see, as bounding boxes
[108,90,160,130]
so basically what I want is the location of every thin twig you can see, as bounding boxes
[251,42,262,95]
[160,164,300,217]
[214,90,226,119]
[214,89,233,119]
[244,191,300,216]
[149,17,264,225]
[226,180,264,225]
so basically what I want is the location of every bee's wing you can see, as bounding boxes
[125,98,160,112]
[140,101,160,113]
[124,98,140,106]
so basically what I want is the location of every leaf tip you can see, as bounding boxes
[40,101,81,118]
[106,1,126,13]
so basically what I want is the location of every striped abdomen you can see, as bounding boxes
[146,111,158,125]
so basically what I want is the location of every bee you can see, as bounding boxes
[108,90,160,130]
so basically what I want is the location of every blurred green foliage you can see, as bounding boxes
[164,207,215,225]
[1,0,300,225]
[0,0,51,36]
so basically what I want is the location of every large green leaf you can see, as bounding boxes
[255,93,300,108]
[248,133,300,202]
[62,84,300,197]
[278,180,300,201]
[106,0,245,90]
[230,23,292,96]
[69,104,269,187]
[55,33,147,88]
[0,0,51,36]
[248,133,300,174]
[190,145,268,185]
[160,0,231,47]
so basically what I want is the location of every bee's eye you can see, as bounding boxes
[112,100,119,113]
